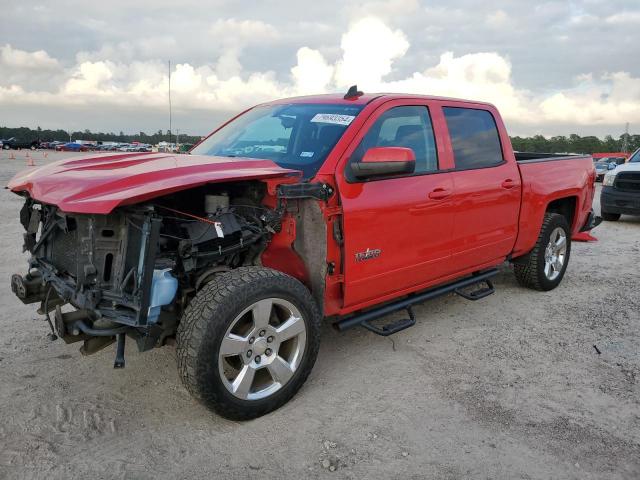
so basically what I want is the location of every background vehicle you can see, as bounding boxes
[55,142,90,152]
[126,143,151,152]
[8,90,598,420]
[592,152,630,162]
[47,141,65,150]
[601,147,640,220]
[594,158,625,181]
[1,137,39,150]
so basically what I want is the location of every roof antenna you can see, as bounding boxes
[344,84,363,100]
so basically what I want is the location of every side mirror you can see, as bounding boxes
[351,147,416,178]
[608,163,617,170]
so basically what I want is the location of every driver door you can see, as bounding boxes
[336,101,455,309]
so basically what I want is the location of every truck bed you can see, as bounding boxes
[512,152,595,257]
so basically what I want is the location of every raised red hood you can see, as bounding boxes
[7,152,302,214]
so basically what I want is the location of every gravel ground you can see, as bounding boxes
[0,151,638,480]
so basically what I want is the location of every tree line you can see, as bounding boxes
[1,126,638,154]
[510,133,638,154]
[0,126,202,145]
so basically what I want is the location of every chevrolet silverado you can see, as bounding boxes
[8,88,599,419]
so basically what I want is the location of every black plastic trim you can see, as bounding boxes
[277,182,334,201]
[137,217,161,326]
[516,154,590,164]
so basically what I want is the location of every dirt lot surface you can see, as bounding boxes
[0,150,638,480]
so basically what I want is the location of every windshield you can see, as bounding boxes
[629,148,640,163]
[191,103,364,178]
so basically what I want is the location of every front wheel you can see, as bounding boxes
[176,267,321,420]
[513,213,571,291]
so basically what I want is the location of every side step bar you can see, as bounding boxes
[454,279,495,301]
[334,269,498,336]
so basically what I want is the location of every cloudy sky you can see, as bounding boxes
[1,0,639,137]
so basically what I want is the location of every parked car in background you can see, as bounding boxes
[47,141,65,150]
[97,143,120,151]
[1,138,39,150]
[594,157,626,181]
[125,143,151,152]
[601,148,640,221]
[56,142,90,152]
[592,152,629,162]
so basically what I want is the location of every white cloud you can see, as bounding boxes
[605,11,640,24]
[63,61,115,95]
[376,51,531,121]
[1,17,639,133]
[0,44,60,71]
[539,72,640,124]
[291,47,333,94]
[334,17,409,88]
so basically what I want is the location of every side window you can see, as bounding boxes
[443,107,504,169]
[350,106,438,175]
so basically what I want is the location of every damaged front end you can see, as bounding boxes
[11,184,282,367]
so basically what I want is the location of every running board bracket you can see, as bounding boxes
[361,306,416,337]
[454,279,495,301]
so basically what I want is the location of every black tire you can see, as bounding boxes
[176,266,321,420]
[601,211,620,221]
[513,213,571,291]
[2,144,9,150]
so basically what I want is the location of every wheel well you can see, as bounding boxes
[546,197,576,229]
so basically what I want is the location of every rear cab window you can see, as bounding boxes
[443,107,504,170]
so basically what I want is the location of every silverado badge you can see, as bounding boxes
[355,248,382,262]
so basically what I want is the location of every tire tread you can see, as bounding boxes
[513,213,570,291]
[176,266,321,420]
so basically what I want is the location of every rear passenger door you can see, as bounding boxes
[336,101,455,309]
[443,106,522,270]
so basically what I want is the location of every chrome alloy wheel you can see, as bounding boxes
[543,227,567,281]
[218,298,307,401]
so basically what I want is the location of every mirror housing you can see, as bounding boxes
[351,147,416,178]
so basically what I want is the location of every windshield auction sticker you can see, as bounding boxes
[310,113,355,126]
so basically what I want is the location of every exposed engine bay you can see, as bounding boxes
[11,182,285,363]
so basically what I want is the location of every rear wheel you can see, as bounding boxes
[601,211,620,221]
[513,213,571,291]
[176,267,321,420]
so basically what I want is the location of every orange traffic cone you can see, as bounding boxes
[9,150,15,160]
[26,153,35,166]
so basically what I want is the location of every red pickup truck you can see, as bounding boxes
[8,88,598,419]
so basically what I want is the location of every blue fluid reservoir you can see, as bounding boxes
[147,269,178,324]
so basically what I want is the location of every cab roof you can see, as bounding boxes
[264,92,494,107]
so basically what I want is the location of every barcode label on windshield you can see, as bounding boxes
[310,113,355,126]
